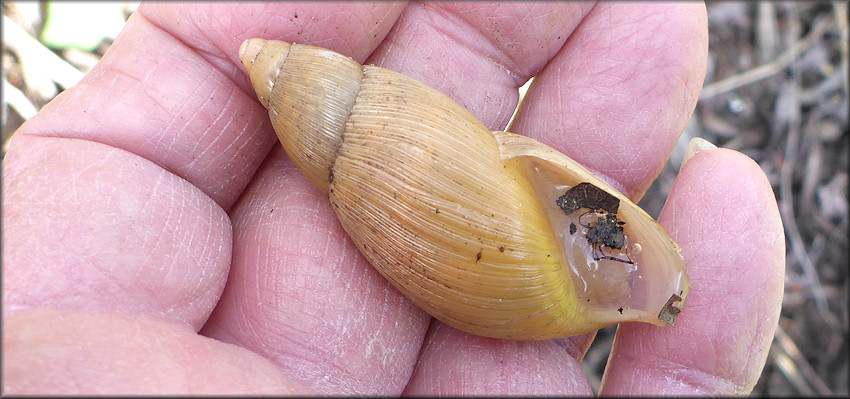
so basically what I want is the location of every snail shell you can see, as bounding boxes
[239,39,689,340]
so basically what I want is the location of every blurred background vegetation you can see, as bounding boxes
[2,1,847,396]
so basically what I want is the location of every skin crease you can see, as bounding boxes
[1,2,784,396]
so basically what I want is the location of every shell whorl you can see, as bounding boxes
[240,38,363,192]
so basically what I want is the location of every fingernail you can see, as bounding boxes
[680,137,717,170]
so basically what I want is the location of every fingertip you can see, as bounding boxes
[670,146,786,292]
[671,146,783,243]
[600,146,784,395]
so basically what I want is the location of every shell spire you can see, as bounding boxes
[239,38,364,192]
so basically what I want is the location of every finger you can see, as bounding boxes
[17,10,271,209]
[368,2,592,130]
[2,0,405,350]
[17,2,405,210]
[2,307,303,395]
[141,2,406,94]
[2,134,231,329]
[362,2,599,392]
[510,2,709,200]
[403,321,592,396]
[200,146,430,394]
[599,147,785,395]
[2,5,279,328]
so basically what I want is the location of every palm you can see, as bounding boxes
[3,3,783,395]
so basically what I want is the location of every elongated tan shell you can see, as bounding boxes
[239,39,689,340]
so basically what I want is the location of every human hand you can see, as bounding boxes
[2,2,784,395]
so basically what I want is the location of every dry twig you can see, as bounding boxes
[773,325,833,396]
[700,14,832,100]
[776,12,834,325]
[2,14,84,91]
